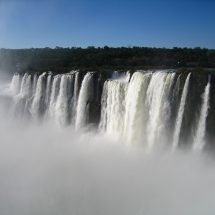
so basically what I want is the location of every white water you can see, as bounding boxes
[75,72,94,129]
[8,71,80,126]
[10,73,21,95]
[146,72,175,149]
[72,72,80,123]
[10,74,33,118]
[4,70,213,150]
[48,75,61,120]
[32,74,38,95]
[74,72,80,102]
[123,72,150,143]
[100,75,129,138]
[193,76,211,151]
[100,71,176,147]
[19,73,32,98]
[55,75,72,126]
[159,73,176,136]
[172,73,191,149]
[31,72,47,119]
[45,73,53,107]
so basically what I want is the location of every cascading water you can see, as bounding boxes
[99,71,176,146]
[48,75,61,119]
[74,72,80,102]
[32,74,38,94]
[55,74,73,126]
[172,73,191,149]
[31,72,47,119]
[193,75,211,151]
[99,75,129,138]
[10,73,21,95]
[72,72,80,123]
[146,72,175,149]
[159,73,176,132]
[3,70,214,151]
[11,73,33,118]
[19,73,33,98]
[123,72,151,143]
[45,73,53,107]
[75,72,95,129]
[99,71,213,150]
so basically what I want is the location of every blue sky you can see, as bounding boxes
[0,0,214,48]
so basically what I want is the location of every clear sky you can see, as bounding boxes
[0,0,214,49]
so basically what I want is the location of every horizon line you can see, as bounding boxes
[0,45,214,50]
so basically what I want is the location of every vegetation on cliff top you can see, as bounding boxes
[0,46,215,75]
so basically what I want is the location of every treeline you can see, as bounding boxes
[0,46,215,75]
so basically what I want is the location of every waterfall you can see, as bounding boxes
[172,74,181,116]
[100,71,176,145]
[32,74,38,95]
[19,74,32,98]
[10,73,21,95]
[158,73,176,143]
[75,72,95,129]
[48,75,61,119]
[45,73,53,107]
[31,73,47,119]
[145,72,175,149]
[14,74,33,115]
[123,72,150,143]
[172,73,191,149]
[10,72,77,125]
[74,72,80,104]
[18,74,27,96]
[99,76,129,138]
[6,70,213,150]
[55,74,73,126]
[72,72,80,122]
[193,75,211,151]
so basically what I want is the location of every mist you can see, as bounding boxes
[0,120,215,215]
[0,72,215,215]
